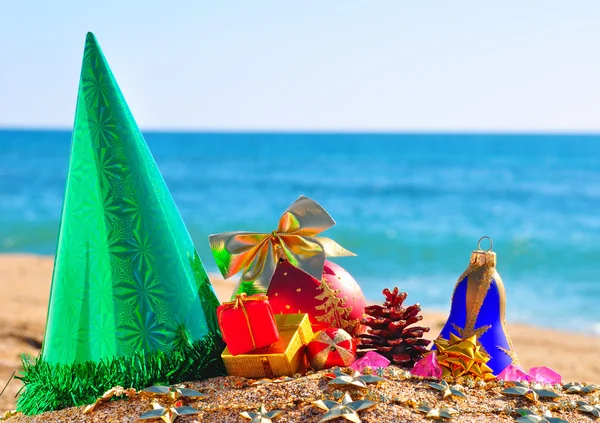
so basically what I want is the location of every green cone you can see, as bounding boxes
[17,33,223,414]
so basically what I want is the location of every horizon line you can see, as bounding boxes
[1,126,600,137]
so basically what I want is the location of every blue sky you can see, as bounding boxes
[1,1,599,131]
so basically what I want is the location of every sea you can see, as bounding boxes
[1,129,600,334]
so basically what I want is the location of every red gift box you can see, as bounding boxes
[217,293,279,356]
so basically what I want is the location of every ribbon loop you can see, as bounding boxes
[209,196,355,291]
[232,293,247,308]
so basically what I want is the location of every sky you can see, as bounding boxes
[1,1,599,132]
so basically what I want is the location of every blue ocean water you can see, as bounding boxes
[1,129,600,334]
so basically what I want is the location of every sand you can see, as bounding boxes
[1,254,599,416]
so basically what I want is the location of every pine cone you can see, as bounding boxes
[356,287,431,368]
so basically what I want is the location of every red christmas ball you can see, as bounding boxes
[266,260,366,336]
[307,328,357,370]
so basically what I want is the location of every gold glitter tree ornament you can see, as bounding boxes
[434,333,495,382]
[314,277,355,333]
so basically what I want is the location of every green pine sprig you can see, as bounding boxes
[15,333,225,415]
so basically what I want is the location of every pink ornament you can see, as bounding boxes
[411,352,442,379]
[497,364,532,382]
[529,366,562,384]
[350,351,390,373]
[497,364,562,384]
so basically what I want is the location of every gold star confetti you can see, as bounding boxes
[501,382,561,402]
[1,410,20,421]
[502,386,540,402]
[82,386,137,414]
[312,392,376,422]
[576,401,600,418]
[563,382,600,394]
[324,368,386,389]
[416,402,459,420]
[434,333,495,382]
[513,409,569,423]
[139,400,200,423]
[251,375,298,386]
[251,379,273,386]
[141,384,206,400]
[240,405,283,423]
[426,381,466,399]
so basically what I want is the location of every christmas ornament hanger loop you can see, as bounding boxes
[477,236,493,252]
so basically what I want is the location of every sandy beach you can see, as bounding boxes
[1,254,599,415]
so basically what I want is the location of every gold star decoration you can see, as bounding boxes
[240,405,283,423]
[563,382,600,394]
[82,386,137,414]
[1,410,20,421]
[324,368,386,389]
[312,392,376,423]
[513,408,569,423]
[416,402,459,420]
[434,333,495,381]
[501,382,561,402]
[426,381,466,399]
[139,400,200,423]
[141,384,206,400]
[251,375,298,386]
[576,400,600,418]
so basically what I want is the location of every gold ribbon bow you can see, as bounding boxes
[434,333,495,381]
[218,293,270,350]
[209,196,355,291]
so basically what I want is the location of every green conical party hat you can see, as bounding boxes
[17,33,223,414]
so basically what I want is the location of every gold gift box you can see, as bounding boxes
[221,313,314,378]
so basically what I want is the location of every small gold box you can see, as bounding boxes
[221,313,314,378]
